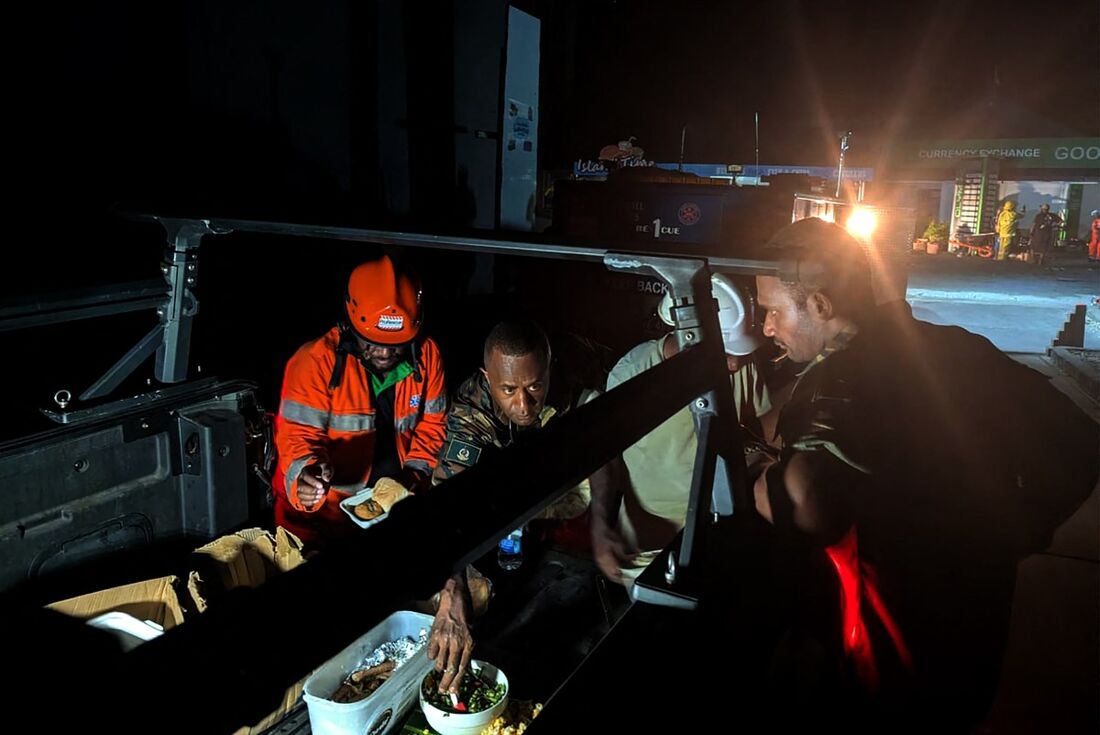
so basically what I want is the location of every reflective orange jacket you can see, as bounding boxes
[273,327,447,545]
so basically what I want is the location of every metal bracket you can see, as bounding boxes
[80,324,165,401]
[13,218,235,421]
[604,252,711,355]
[56,219,227,412]
[605,252,751,609]
[154,218,231,385]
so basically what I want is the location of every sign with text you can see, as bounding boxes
[572,157,655,178]
[649,162,874,181]
[609,189,727,245]
[893,138,1100,169]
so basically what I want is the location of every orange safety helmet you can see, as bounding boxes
[344,256,422,345]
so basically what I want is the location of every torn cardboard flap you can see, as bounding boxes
[186,571,209,614]
[47,576,185,630]
[273,526,306,572]
[188,527,306,611]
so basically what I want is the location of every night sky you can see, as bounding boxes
[544,0,1099,166]
[9,1,1097,235]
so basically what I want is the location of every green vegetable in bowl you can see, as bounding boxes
[422,669,506,714]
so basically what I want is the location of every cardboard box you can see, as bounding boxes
[45,527,309,735]
[47,575,185,630]
[186,527,309,735]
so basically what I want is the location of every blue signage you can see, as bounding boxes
[572,160,873,182]
[737,164,874,181]
[653,162,874,182]
[651,163,734,178]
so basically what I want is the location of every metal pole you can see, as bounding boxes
[754,112,760,172]
[836,130,851,198]
[0,281,168,332]
[154,219,225,384]
[133,215,785,275]
[678,125,687,173]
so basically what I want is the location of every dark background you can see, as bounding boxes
[8,1,1096,234]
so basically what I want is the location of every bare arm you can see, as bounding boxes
[753,451,856,546]
[428,572,473,693]
[589,456,636,583]
[590,456,624,529]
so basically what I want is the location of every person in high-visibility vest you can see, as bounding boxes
[995,200,1020,260]
[273,256,485,696]
[1089,209,1100,262]
[273,255,447,547]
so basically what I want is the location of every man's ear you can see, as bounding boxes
[807,291,834,321]
[479,367,490,385]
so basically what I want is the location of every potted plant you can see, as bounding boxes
[921,221,949,255]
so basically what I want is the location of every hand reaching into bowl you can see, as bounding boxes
[428,574,473,693]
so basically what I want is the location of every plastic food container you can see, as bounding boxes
[338,486,389,529]
[303,610,434,735]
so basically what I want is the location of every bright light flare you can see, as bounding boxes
[846,207,877,240]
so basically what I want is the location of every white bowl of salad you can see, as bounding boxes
[420,660,509,735]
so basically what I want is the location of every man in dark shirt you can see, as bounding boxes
[1028,203,1062,266]
[751,217,1097,729]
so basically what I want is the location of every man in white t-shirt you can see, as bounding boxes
[590,275,772,588]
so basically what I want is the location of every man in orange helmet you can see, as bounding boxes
[274,254,447,545]
[274,256,482,694]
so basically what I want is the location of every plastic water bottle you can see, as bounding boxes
[497,527,524,571]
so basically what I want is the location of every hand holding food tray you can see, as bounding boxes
[339,487,388,529]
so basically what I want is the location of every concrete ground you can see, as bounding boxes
[906,249,1099,354]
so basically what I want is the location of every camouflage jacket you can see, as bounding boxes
[431,335,612,519]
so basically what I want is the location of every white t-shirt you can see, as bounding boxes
[607,336,771,562]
